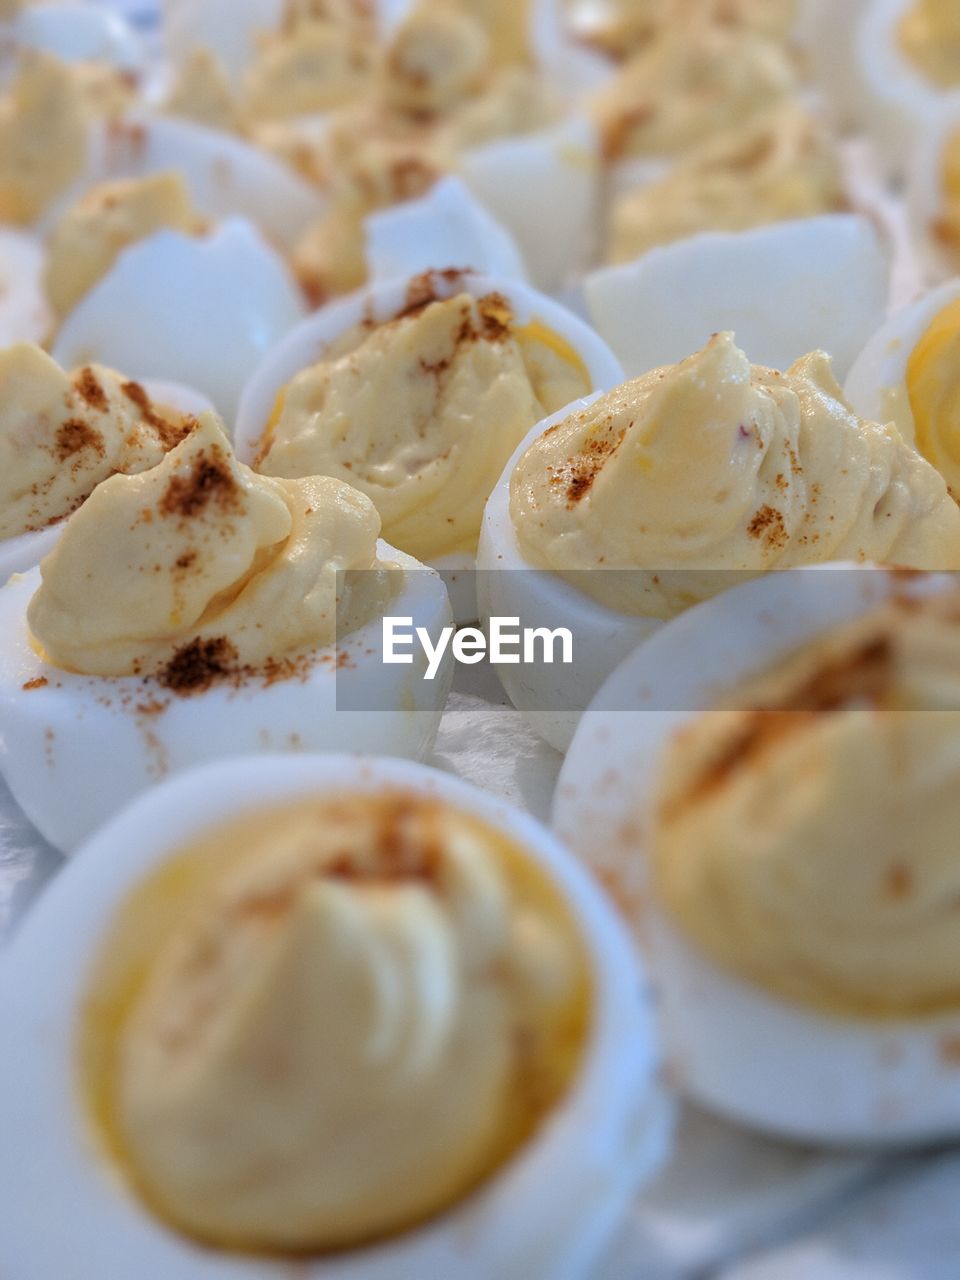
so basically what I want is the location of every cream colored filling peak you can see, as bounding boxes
[510,332,960,617]
[81,792,589,1253]
[0,345,191,541]
[28,414,397,677]
[257,291,592,560]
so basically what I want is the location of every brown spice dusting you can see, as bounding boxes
[121,380,193,450]
[158,636,240,694]
[664,635,895,818]
[325,795,444,885]
[885,863,913,901]
[552,426,627,506]
[747,504,787,549]
[174,550,197,571]
[22,676,48,691]
[159,445,239,519]
[55,418,104,462]
[477,292,513,341]
[74,367,108,412]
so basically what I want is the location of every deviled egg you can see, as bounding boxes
[0,414,453,851]
[236,269,622,619]
[0,345,208,582]
[51,218,307,423]
[555,566,960,1144]
[605,102,847,265]
[0,753,668,1278]
[845,279,960,498]
[478,331,960,749]
[854,0,960,178]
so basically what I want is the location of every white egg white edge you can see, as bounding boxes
[0,226,52,347]
[0,753,669,1280]
[49,219,307,427]
[477,394,661,753]
[0,545,452,855]
[233,269,624,624]
[553,563,960,1146]
[853,0,943,180]
[844,277,960,429]
[0,378,215,586]
[2,3,144,75]
[583,213,891,382]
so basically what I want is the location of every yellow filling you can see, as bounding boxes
[78,792,590,1255]
[899,0,960,88]
[906,295,960,497]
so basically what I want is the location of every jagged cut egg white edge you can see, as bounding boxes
[477,394,661,754]
[553,563,960,1146]
[0,545,453,854]
[234,269,623,623]
[0,379,215,586]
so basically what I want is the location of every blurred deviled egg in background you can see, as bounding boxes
[235,268,622,620]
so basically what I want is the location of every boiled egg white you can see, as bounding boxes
[462,115,601,295]
[0,225,50,346]
[0,1,143,82]
[51,218,307,425]
[0,752,669,1278]
[365,176,528,285]
[852,0,960,179]
[844,279,960,494]
[477,394,660,754]
[554,564,960,1145]
[584,214,890,381]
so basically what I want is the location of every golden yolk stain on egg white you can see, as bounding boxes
[899,0,960,89]
[76,793,591,1257]
[906,295,960,497]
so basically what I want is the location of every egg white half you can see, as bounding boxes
[554,564,960,1145]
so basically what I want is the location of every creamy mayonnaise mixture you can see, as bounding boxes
[590,20,796,160]
[0,345,192,540]
[651,588,960,1016]
[80,791,589,1253]
[0,53,88,224]
[28,414,397,677]
[510,333,960,617]
[257,289,592,559]
[608,103,845,263]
